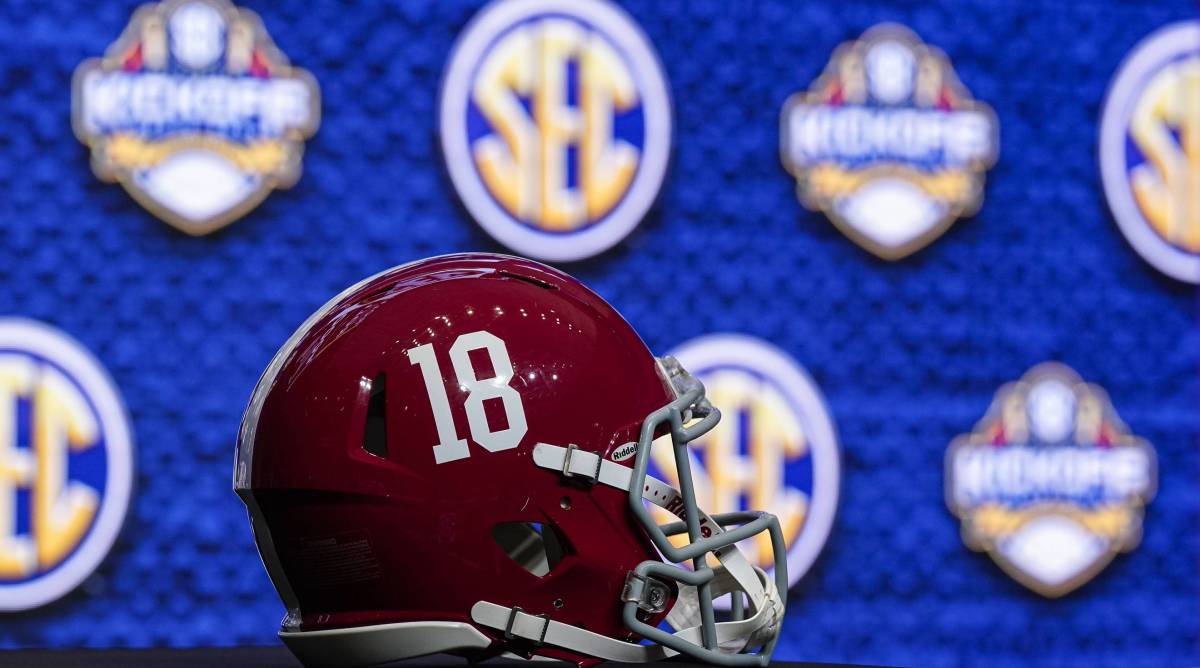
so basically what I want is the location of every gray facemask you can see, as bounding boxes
[494,357,788,665]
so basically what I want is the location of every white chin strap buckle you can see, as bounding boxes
[560,443,601,483]
[504,607,550,646]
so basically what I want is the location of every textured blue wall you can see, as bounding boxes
[0,1,1197,666]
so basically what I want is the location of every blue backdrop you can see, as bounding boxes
[1,1,1197,666]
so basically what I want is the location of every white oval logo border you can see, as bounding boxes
[0,319,135,612]
[668,333,840,590]
[439,0,673,262]
[1098,20,1200,283]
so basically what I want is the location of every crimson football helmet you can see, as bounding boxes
[235,254,786,667]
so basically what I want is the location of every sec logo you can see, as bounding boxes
[1099,21,1200,282]
[652,334,840,591]
[0,320,134,611]
[781,24,998,260]
[73,0,320,235]
[946,363,1155,597]
[440,0,672,262]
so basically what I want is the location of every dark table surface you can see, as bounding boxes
[0,648,894,668]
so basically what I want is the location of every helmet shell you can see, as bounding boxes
[236,253,676,662]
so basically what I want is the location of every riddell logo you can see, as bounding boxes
[72,0,320,235]
[610,442,637,462]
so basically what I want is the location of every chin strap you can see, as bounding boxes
[470,443,784,664]
[471,600,670,662]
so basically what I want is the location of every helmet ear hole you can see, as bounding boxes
[492,521,571,577]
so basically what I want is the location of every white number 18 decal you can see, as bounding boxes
[408,331,528,464]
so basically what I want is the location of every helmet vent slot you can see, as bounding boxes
[492,521,569,577]
[362,372,388,458]
[497,271,557,290]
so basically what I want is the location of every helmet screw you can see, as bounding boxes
[648,587,666,608]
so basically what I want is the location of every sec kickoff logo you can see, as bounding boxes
[946,363,1155,598]
[440,0,672,262]
[1099,21,1200,283]
[650,334,840,590]
[0,320,134,611]
[72,0,320,236]
[780,24,998,260]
